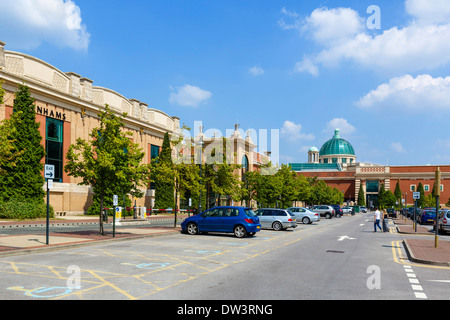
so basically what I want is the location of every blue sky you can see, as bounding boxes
[1,0,450,166]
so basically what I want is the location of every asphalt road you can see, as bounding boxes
[0,212,448,301]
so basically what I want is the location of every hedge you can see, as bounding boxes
[0,198,54,220]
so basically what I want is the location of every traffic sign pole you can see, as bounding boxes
[44,164,54,246]
[412,191,420,233]
[46,178,50,245]
[113,195,118,238]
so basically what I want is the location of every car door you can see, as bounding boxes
[220,208,239,232]
[198,208,222,232]
[296,208,306,220]
[259,210,274,228]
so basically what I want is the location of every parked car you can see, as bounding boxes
[312,205,335,219]
[437,209,450,234]
[254,208,297,231]
[406,207,415,218]
[386,208,398,218]
[287,207,320,224]
[341,206,354,214]
[181,206,261,238]
[329,205,343,218]
[359,206,368,213]
[417,209,436,225]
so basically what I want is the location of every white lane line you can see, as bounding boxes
[403,266,427,299]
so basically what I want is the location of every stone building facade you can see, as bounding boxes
[0,41,180,215]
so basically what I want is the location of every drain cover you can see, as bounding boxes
[327,250,345,253]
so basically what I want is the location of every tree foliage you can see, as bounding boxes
[65,105,148,234]
[0,85,45,202]
[357,185,366,206]
[153,132,175,210]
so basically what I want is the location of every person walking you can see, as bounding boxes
[374,208,382,232]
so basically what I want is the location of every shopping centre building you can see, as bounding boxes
[290,129,450,208]
[0,42,263,215]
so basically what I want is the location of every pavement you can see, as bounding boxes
[0,214,449,267]
[0,214,187,257]
[393,216,450,267]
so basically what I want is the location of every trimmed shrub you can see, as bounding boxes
[0,198,54,220]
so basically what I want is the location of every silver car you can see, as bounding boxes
[312,205,335,219]
[287,207,320,224]
[255,208,297,231]
[438,209,450,234]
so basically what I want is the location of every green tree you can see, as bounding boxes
[378,183,386,209]
[0,85,45,202]
[416,182,425,208]
[394,181,402,208]
[424,193,436,207]
[357,186,366,206]
[0,82,22,180]
[153,132,175,210]
[384,190,397,207]
[293,173,311,205]
[65,105,148,235]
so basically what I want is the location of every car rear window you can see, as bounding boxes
[447,212,450,218]
[244,209,256,217]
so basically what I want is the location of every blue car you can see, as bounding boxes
[418,209,436,224]
[181,206,261,238]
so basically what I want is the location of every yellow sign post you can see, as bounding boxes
[435,167,441,248]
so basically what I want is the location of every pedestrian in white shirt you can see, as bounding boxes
[374,208,382,232]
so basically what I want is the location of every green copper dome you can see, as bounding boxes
[319,129,355,156]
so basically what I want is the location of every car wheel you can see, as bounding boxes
[326,213,331,219]
[272,221,283,231]
[186,222,198,235]
[234,225,247,238]
[302,217,310,224]
[336,214,341,218]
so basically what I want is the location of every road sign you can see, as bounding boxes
[44,164,55,179]
[113,195,118,206]
[413,192,420,200]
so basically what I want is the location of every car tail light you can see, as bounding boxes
[245,218,255,224]
[315,214,319,216]
[288,218,293,222]
[444,218,447,224]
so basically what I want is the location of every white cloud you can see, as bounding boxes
[391,142,406,153]
[356,74,450,111]
[325,118,356,136]
[405,0,450,25]
[0,0,90,51]
[281,120,315,141]
[284,3,450,75]
[301,7,364,46]
[294,57,319,77]
[249,66,265,76]
[169,84,212,107]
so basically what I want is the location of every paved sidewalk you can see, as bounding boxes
[392,217,450,267]
[0,214,187,257]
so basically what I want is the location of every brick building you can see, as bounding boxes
[290,129,449,208]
